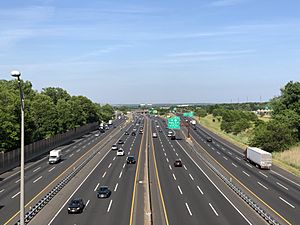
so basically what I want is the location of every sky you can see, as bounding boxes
[0,0,299,104]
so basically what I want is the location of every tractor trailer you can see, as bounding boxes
[245,147,272,169]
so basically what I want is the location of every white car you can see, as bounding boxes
[156,125,159,128]
[152,133,158,138]
[111,144,118,150]
[117,149,125,156]
[95,133,100,137]
[167,131,173,137]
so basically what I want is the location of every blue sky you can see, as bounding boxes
[0,0,299,104]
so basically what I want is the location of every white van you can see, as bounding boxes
[49,150,62,164]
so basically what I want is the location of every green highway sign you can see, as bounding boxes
[183,111,194,117]
[168,116,181,129]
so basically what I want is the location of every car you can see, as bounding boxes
[105,126,109,130]
[117,149,125,156]
[124,131,129,135]
[167,132,172,137]
[118,139,124,144]
[152,133,157,138]
[159,129,162,132]
[171,135,176,140]
[95,133,100,137]
[131,131,136,136]
[97,186,111,198]
[206,137,212,142]
[100,128,105,133]
[67,198,85,214]
[139,130,143,134]
[193,126,196,130]
[111,144,118,150]
[156,125,159,128]
[126,156,136,164]
[174,159,182,167]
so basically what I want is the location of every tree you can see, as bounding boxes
[250,120,297,152]
[42,87,71,104]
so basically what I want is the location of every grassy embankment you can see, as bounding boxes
[197,114,300,176]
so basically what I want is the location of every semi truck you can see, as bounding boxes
[244,147,272,169]
[49,149,62,164]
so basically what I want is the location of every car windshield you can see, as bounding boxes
[99,187,108,191]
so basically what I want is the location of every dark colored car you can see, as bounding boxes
[139,130,143,134]
[97,186,111,198]
[206,137,212,142]
[118,139,124,144]
[68,198,85,214]
[127,156,136,164]
[174,159,182,167]
[100,128,105,133]
[171,135,176,140]
[159,129,162,133]
[131,131,136,136]
[125,131,129,135]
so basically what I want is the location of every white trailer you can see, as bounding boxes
[49,149,62,164]
[245,147,272,169]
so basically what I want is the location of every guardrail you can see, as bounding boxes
[14,121,126,225]
[188,140,280,225]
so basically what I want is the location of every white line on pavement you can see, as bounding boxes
[197,186,203,195]
[0,189,5,193]
[102,172,107,178]
[33,167,41,172]
[48,167,55,172]
[183,165,187,170]
[69,154,74,158]
[113,156,116,161]
[223,156,228,160]
[94,183,100,192]
[242,171,250,177]
[217,151,220,155]
[185,203,193,216]
[276,182,288,190]
[119,170,123,178]
[257,182,268,190]
[235,157,241,161]
[114,183,119,192]
[11,192,20,199]
[259,171,268,178]
[228,152,233,155]
[279,197,295,208]
[209,203,219,216]
[123,163,126,168]
[189,174,194,181]
[33,176,43,183]
[172,173,176,180]
[107,200,113,212]
[86,200,90,207]
[178,185,183,195]
[271,170,300,187]
[166,158,169,163]
[232,163,237,168]
[169,165,172,170]
[15,179,20,184]
[246,163,253,168]
[108,163,112,168]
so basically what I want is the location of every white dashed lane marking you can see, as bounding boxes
[94,183,100,192]
[276,182,288,190]
[178,185,183,195]
[242,171,250,177]
[232,163,237,168]
[197,186,203,195]
[279,197,295,208]
[257,182,268,190]
[209,203,219,216]
[185,203,193,216]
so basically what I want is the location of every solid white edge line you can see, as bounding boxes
[185,202,192,216]
[176,140,252,225]
[48,143,112,225]
[209,203,219,216]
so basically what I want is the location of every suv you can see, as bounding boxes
[152,133,157,138]
[126,156,136,164]
[174,159,182,167]
[68,198,85,214]
[171,135,176,140]
[97,186,111,198]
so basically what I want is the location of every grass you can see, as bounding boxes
[198,114,300,177]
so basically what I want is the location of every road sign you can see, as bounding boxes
[183,111,194,117]
[168,116,180,129]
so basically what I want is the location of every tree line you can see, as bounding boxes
[0,80,114,152]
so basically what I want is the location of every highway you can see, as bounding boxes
[31,116,146,225]
[151,118,265,225]
[1,113,298,225]
[177,116,300,225]
[0,117,127,225]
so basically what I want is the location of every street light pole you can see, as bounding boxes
[11,70,25,225]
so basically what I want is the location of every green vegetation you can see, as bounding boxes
[0,80,114,152]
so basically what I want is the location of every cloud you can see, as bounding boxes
[168,50,255,57]
[209,0,248,7]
